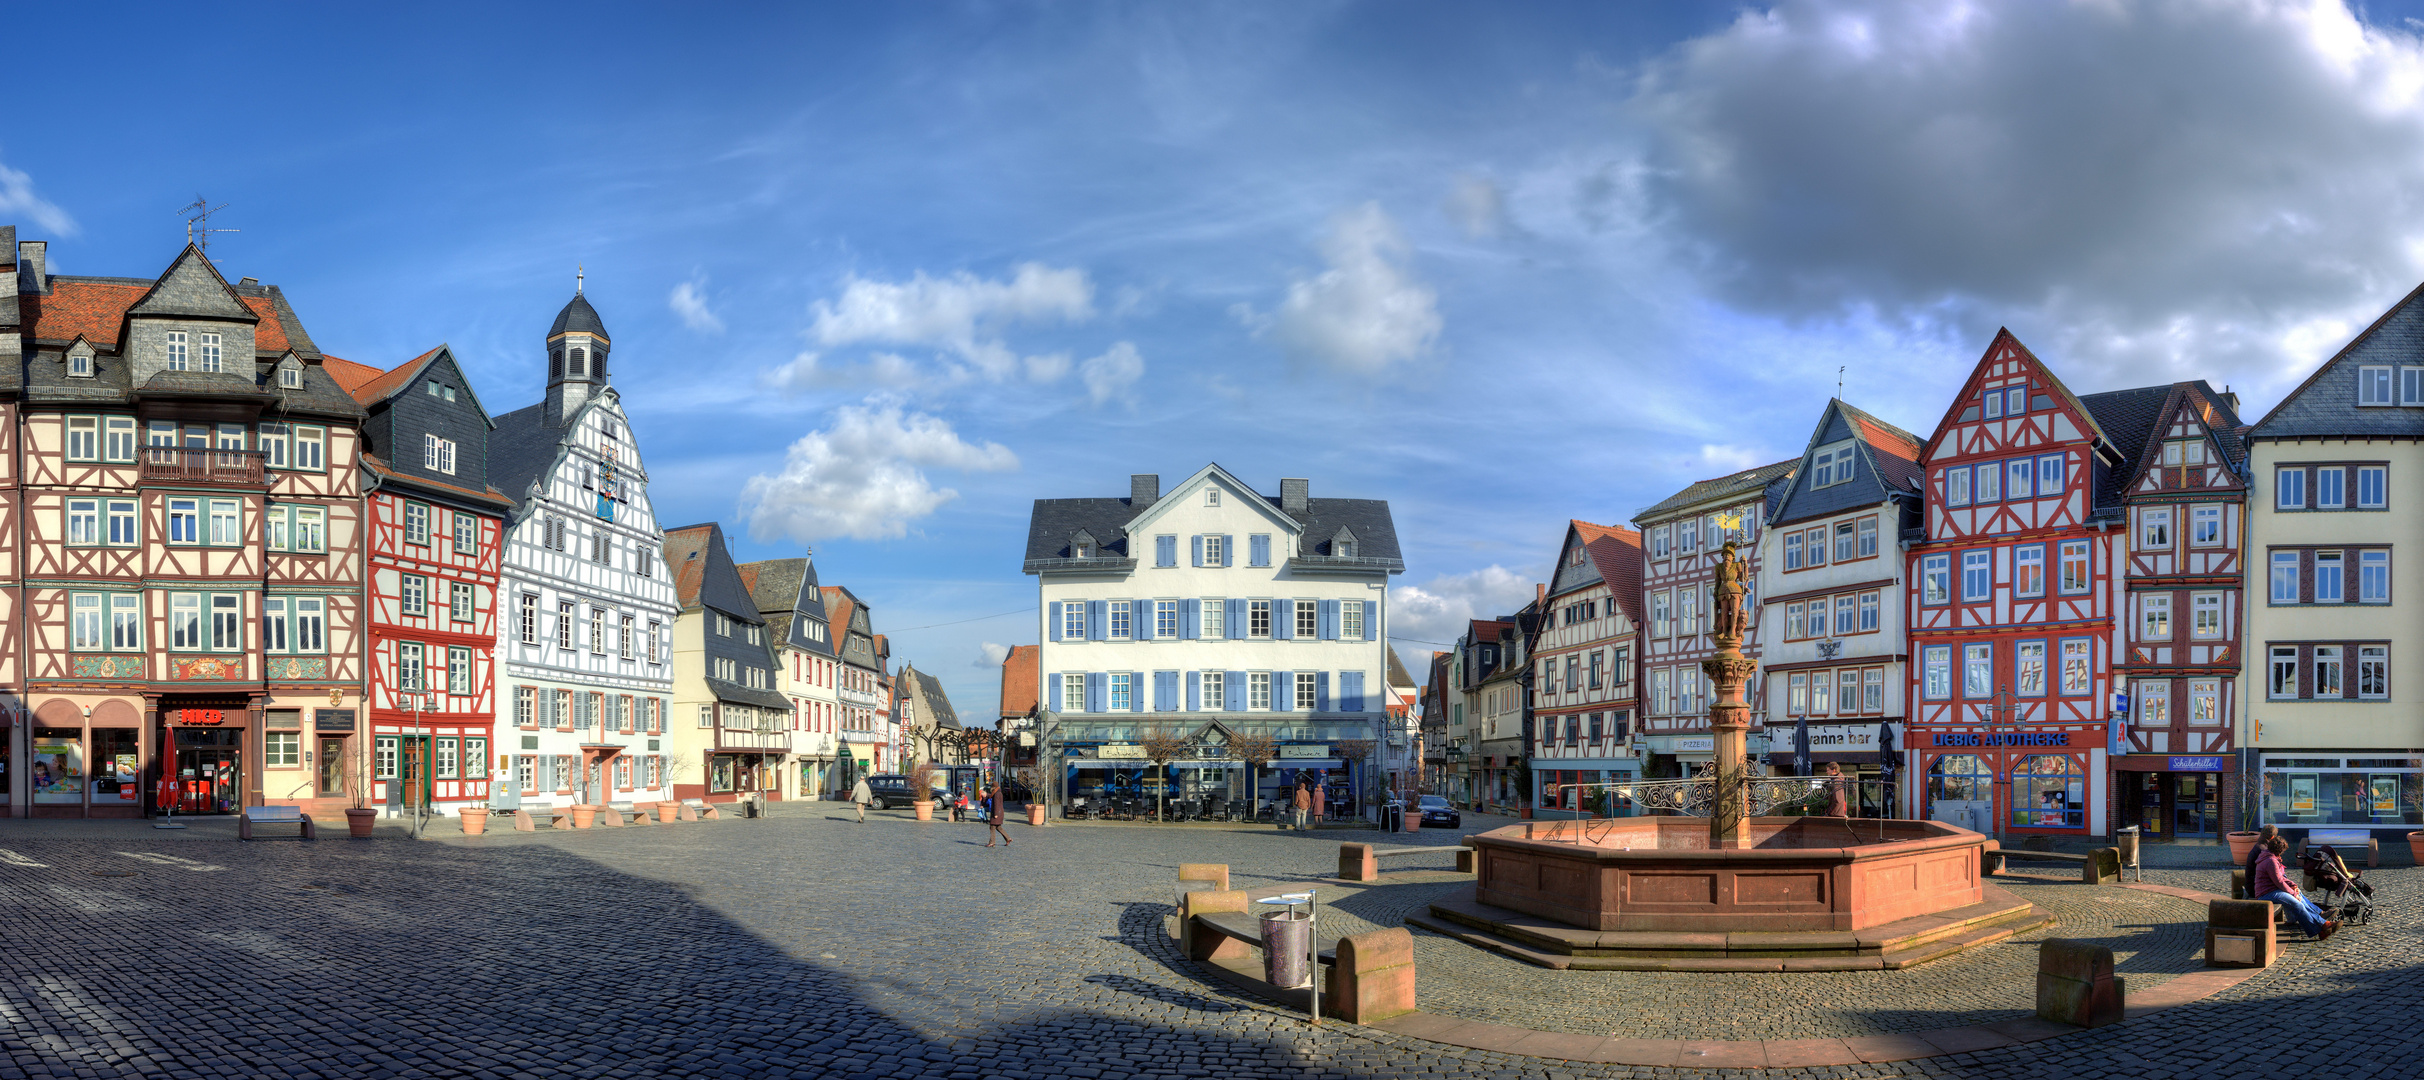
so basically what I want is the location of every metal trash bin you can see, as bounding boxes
[1260,910,1311,988]
[2116,826,2140,880]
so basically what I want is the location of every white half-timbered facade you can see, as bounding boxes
[1631,459,1796,775]
[490,290,677,810]
[743,553,843,798]
[1530,520,1643,812]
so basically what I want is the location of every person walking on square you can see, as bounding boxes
[984,780,1013,848]
[1823,761,1851,818]
[1292,782,1312,832]
[1312,777,1327,825]
[851,776,873,823]
[2253,836,2336,940]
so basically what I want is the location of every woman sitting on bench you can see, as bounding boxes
[2251,836,2336,941]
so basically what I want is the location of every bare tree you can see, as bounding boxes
[1139,726,1192,822]
[1228,731,1277,816]
[1335,739,1377,818]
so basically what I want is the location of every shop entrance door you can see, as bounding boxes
[317,738,347,797]
[176,731,244,815]
[398,738,429,812]
[2173,773,2219,837]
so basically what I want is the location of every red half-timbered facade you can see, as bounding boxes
[6,233,366,817]
[338,346,513,817]
[2108,382,2250,838]
[1906,330,2148,838]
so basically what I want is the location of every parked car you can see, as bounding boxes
[1418,794,1460,828]
[863,774,928,810]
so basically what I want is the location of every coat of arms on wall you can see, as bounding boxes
[270,657,328,680]
[169,656,243,681]
[69,655,146,679]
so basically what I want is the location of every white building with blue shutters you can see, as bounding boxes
[1023,466,1403,819]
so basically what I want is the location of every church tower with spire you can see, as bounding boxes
[545,270,609,427]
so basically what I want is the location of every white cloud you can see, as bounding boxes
[975,642,1012,669]
[1625,0,2424,390]
[787,263,1136,395]
[1388,565,1538,647]
[1079,341,1146,405]
[1693,443,1764,474]
[669,280,724,334]
[0,157,74,237]
[1444,174,1508,239]
[739,399,1019,542]
[1257,203,1443,374]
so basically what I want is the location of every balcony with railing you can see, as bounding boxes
[141,447,267,486]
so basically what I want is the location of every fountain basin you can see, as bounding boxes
[1470,817,1990,934]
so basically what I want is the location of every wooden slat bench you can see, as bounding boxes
[239,804,315,841]
[1338,842,1473,882]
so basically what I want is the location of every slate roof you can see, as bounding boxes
[1838,399,1926,492]
[1633,459,1800,522]
[2253,279,2424,440]
[550,293,609,339]
[1001,645,1040,719]
[1385,648,1415,689]
[901,666,961,730]
[738,555,836,658]
[1023,491,1403,564]
[2079,383,2180,512]
[705,677,792,711]
[488,402,563,511]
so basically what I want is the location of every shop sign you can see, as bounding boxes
[1095,744,1146,759]
[176,708,229,726]
[1673,737,1713,753]
[1281,744,1331,759]
[2168,756,2227,772]
[1809,724,1880,753]
[1928,730,2078,748]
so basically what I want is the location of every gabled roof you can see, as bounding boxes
[21,278,300,354]
[1921,329,2114,461]
[322,355,384,394]
[664,522,763,623]
[1001,645,1040,718]
[125,245,257,323]
[1837,399,1925,492]
[2253,278,2424,440]
[738,554,836,658]
[1633,459,1800,522]
[2079,383,2180,511]
[900,666,961,730]
[361,453,513,510]
[1771,399,1926,525]
[2097,380,2249,489]
[347,346,445,405]
[1385,648,1416,689]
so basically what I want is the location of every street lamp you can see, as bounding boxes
[1988,684,2019,844]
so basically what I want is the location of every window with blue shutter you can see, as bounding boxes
[1314,671,1331,712]
[1366,596,1381,641]
[1191,535,1204,567]
[1225,670,1247,711]
[1342,671,1365,712]
[1087,600,1107,641]
[1181,598,1200,639]
[1086,672,1106,713]
[1273,671,1293,712]
[1319,599,1339,640]
[1157,671,1178,711]
[1048,602,1063,642]
[1250,534,1270,566]
[1157,535,1177,567]
[1225,599,1246,640]
[1222,535,1235,567]
[1049,675,1063,712]
[1131,671,1147,712]
[1186,671,1201,711]
[1273,599,1293,640]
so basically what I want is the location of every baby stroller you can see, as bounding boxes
[2298,845,2376,926]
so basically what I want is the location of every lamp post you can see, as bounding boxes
[1988,685,2019,844]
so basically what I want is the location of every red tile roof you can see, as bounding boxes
[321,355,384,394]
[1000,645,1041,718]
[663,524,714,607]
[23,280,293,353]
[345,346,443,405]
[361,453,513,508]
[1584,528,1645,629]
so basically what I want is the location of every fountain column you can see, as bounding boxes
[1703,538,1760,850]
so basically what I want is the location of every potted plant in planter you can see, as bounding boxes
[460,801,488,835]
[345,741,379,838]
[655,758,697,822]
[2228,770,2270,863]
[2404,763,2424,863]
[910,760,938,821]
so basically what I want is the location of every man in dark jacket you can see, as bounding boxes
[2252,836,2334,939]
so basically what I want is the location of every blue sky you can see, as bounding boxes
[14,1,2424,722]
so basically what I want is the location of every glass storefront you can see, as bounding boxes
[2013,754,2086,829]
[31,728,83,805]
[2262,757,2421,827]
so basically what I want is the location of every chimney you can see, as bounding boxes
[2221,384,2241,417]
[1280,478,1309,515]
[1130,473,1159,508]
[238,276,259,288]
[17,241,44,295]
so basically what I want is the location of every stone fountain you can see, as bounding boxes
[1413,539,2049,971]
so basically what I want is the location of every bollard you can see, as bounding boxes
[2082,846,2121,885]
[2035,939,2125,1028]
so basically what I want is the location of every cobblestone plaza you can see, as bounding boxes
[0,809,2413,1079]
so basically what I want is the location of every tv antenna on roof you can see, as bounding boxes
[177,197,239,260]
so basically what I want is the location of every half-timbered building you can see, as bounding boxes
[491,289,677,811]
[1905,330,2151,838]
[1631,459,1796,777]
[664,522,789,802]
[2242,285,2424,843]
[2105,382,2250,841]
[1530,521,1643,813]
[742,553,843,798]
[1760,400,1924,812]
[337,346,515,819]
[827,585,889,776]
[1460,616,1526,811]
[6,232,368,818]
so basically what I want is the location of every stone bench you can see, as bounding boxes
[2081,847,2121,885]
[1176,863,1228,912]
[680,799,721,823]
[2206,898,2277,968]
[238,804,314,841]
[2228,870,2291,927]
[2036,938,2124,1028]
[1338,843,1473,882]
[2300,829,2378,868]
[1178,898,1419,1025]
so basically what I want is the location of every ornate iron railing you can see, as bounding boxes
[1553,774,1892,818]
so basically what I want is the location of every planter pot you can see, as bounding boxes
[2227,830,2261,864]
[913,800,935,821]
[1026,803,1046,827]
[570,805,598,829]
[1519,807,1534,820]
[2410,831,2424,865]
[460,810,486,836]
[657,802,679,823]
[344,808,377,838]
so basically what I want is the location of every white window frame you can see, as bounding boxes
[2191,592,2224,639]
[2358,364,2394,406]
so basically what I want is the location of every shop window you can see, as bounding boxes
[1928,754,1989,805]
[2015,755,2086,828]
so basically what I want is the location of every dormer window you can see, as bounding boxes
[1205,488,1221,507]
[199,333,222,373]
[68,350,92,378]
[1337,541,1355,558]
[279,365,301,389]
[166,332,188,371]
